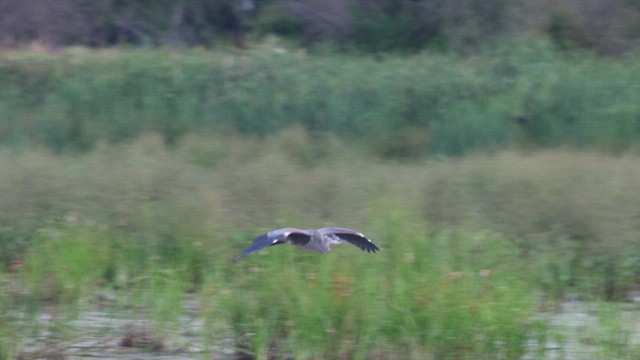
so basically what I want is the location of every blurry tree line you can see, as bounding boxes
[0,0,639,55]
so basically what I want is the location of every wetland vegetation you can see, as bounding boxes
[1,44,640,359]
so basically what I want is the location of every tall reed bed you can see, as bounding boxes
[12,214,543,359]
[2,133,640,299]
[209,215,544,359]
[0,41,639,155]
[424,150,640,300]
[2,134,640,357]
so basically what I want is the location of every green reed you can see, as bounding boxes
[0,40,639,156]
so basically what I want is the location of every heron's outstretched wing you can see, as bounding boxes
[235,228,310,261]
[235,233,277,261]
[319,227,380,253]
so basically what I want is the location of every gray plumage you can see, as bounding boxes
[235,227,379,261]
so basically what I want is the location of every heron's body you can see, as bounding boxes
[236,227,379,261]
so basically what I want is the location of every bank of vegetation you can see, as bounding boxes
[1,42,639,157]
[1,132,640,358]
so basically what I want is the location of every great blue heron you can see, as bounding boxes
[236,227,379,261]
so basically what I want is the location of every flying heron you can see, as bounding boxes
[236,227,379,261]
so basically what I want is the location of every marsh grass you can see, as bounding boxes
[0,274,20,360]
[2,134,640,296]
[592,303,635,358]
[1,134,640,357]
[424,150,640,299]
[0,42,639,156]
[213,214,542,359]
[10,214,545,359]
[24,226,110,305]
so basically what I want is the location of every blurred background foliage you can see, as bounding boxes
[0,43,639,156]
[0,0,639,55]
